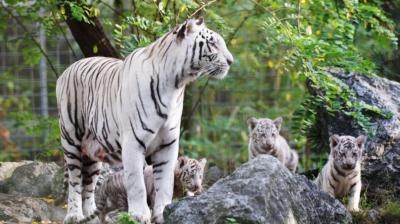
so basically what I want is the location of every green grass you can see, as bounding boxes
[117,212,139,224]
[352,198,400,224]
[380,201,400,224]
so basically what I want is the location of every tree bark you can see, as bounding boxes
[63,3,121,58]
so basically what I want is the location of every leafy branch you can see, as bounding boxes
[0,3,59,78]
[189,0,218,18]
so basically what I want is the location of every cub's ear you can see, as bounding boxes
[329,134,340,150]
[247,117,258,131]
[356,135,367,149]
[177,156,189,168]
[199,158,207,168]
[175,17,205,40]
[273,117,283,131]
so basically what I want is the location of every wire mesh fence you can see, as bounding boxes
[0,18,81,159]
[0,18,304,165]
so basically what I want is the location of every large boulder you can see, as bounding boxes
[4,161,60,197]
[164,155,351,224]
[309,68,400,201]
[0,161,32,193]
[0,193,65,222]
[0,161,32,182]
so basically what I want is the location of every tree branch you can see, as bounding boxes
[189,0,218,18]
[181,78,210,137]
[0,3,59,78]
[51,10,79,60]
[227,15,250,47]
[61,1,121,58]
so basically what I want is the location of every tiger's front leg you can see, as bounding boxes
[151,137,179,223]
[347,181,362,212]
[122,137,151,224]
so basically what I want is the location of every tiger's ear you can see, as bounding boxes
[356,135,366,150]
[329,134,340,151]
[273,117,283,131]
[247,117,258,131]
[175,18,205,40]
[178,156,189,168]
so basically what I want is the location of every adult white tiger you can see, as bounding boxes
[56,18,233,224]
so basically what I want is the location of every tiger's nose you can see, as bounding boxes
[225,51,234,65]
[343,163,355,170]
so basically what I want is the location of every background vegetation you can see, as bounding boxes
[0,0,399,175]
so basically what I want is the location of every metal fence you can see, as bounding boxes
[0,18,81,158]
[0,18,304,163]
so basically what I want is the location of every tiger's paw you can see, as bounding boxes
[63,212,84,224]
[129,211,151,224]
[348,206,360,213]
[152,212,165,224]
[82,201,97,216]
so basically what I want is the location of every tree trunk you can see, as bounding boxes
[63,3,121,58]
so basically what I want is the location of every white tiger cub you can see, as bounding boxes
[247,117,298,172]
[80,156,207,223]
[315,134,366,212]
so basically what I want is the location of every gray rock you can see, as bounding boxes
[309,68,400,201]
[51,166,65,199]
[204,165,223,187]
[0,161,33,193]
[367,209,381,223]
[164,155,351,224]
[0,193,66,223]
[0,161,32,182]
[5,161,60,197]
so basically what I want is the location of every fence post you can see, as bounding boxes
[39,8,48,117]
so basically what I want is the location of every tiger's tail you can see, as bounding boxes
[78,171,109,224]
[78,209,102,224]
[54,159,69,206]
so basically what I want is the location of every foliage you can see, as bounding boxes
[0,0,399,175]
[254,0,397,169]
[224,217,240,224]
[117,212,139,224]
[380,200,400,223]
[352,197,400,224]
[8,111,61,160]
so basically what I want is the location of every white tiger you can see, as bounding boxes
[315,134,366,212]
[56,17,233,224]
[79,156,207,224]
[247,117,298,172]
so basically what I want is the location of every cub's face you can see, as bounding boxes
[330,135,366,170]
[177,156,207,193]
[247,117,283,152]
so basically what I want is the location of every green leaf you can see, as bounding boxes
[22,47,41,66]
[93,45,98,54]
